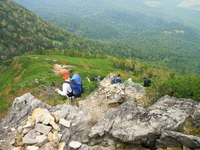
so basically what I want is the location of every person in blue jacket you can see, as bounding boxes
[114,74,122,84]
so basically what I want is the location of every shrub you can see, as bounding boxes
[146,76,200,102]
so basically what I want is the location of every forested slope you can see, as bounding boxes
[0,0,114,62]
[128,22,200,75]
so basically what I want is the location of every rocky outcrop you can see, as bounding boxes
[0,93,92,150]
[1,73,200,150]
[89,95,198,149]
[79,74,145,123]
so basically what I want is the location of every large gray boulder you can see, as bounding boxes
[89,95,198,149]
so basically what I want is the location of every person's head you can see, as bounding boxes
[117,74,121,77]
[143,77,146,80]
[60,69,69,80]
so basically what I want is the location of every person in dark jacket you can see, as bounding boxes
[143,77,151,87]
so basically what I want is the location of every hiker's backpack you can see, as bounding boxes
[147,79,151,86]
[65,74,83,97]
[114,78,122,84]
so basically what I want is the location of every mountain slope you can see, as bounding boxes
[0,0,119,61]
[0,0,77,59]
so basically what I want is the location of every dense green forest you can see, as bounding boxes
[1,0,200,77]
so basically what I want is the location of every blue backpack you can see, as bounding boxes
[114,78,122,84]
[65,74,83,97]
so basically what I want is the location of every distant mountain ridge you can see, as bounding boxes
[12,0,200,37]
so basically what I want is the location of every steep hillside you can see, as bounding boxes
[0,0,73,58]
[0,0,118,61]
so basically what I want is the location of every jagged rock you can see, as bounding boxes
[34,124,52,135]
[156,131,200,149]
[51,110,69,123]
[89,95,198,149]
[0,93,50,140]
[50,120,61,131]
[0,93,92,150]
[60,107,92,144]
[99,73,116,87]
[124,78,144,100]
[59,118,71,127]
[99,73,144,101]
[22,134,38,145]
